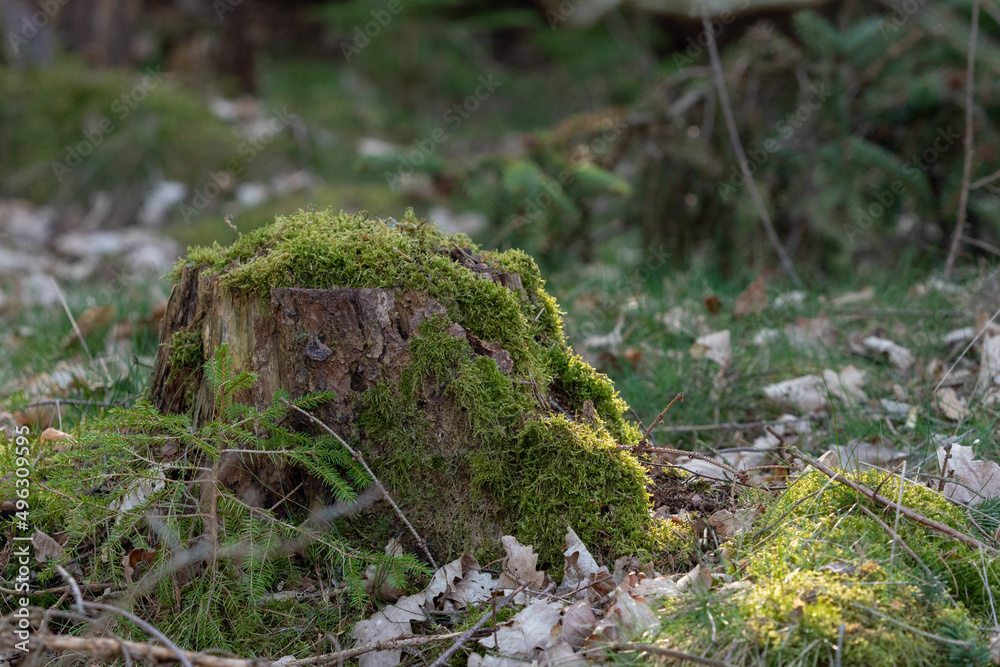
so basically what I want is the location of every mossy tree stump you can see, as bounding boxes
[151,209,659,567]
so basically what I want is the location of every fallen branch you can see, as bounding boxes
[281,398,438,570]
[793,448,1000,556]
[607,642,733,667]
[0,630,266,667]
[428,585,526,667]
[280,631,482,667]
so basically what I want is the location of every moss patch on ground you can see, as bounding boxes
[710,470,997,665]
[173,208,661,569]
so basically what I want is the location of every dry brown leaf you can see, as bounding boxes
[690,330,732,368]
[763,366,866,414]
[935,387,969,421]
[363,540,406,602]
[863,336,914,372]
[32,529,64,563]
[560,600,597,648]
[351,592,427,667]
[979,333,1000,389]
[40,427,72,442]
[497,535,547,592]
[823,439,908,472]
[785,314,836,351]
[708,508,759,538]
[734,276,767,320]
[704,295,722,315]
[562,526,614,600]
[937,444,1000,503]
[830,286,874,306]
[60,305,115,349]
[478,599,565,658]
[538,640,588,667]
[468,655,527,667]
[631,575,682,600]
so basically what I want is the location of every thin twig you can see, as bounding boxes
[970,167,1000,190]
[849,603,973,647]
[280,631,485,667]
[944,0,980,278]
[933,304,1000,393]
[51,278,94,364]
[428,585,526,667]
[962,235,1000,257]
[281,398,438,570]
[0,630,265,667]
[608,642,733,667]
[641,392,684,444]
[854,503,938,585]
[703,17,803,287]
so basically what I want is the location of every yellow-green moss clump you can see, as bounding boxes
[167,327,204,379]
[727,470,997,664]
[173,208,659,569]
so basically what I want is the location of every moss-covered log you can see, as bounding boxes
[151,208,662,567]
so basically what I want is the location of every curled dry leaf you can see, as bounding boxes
[690,330,732,368]
[763,366,866,413]
[862,336,914,372]
[39,427,72,442]
[935,387,969,421]
[351,592,427,667]
[562,526,613,600]
[937,444,1000,503]
[734,276,767,320]
[560,600,597,648]
[363,539,406,602]
[32,529,64,563]
[497,535,547,592]
[979,332,1000,388]
[478,599,565,658]
[708,507,760,539]
[823,439,908,472]
[785,313,836,351]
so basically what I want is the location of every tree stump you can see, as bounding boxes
[149,209,658,567]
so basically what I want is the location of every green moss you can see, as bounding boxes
[725,470,998,663]
[167,328,205,378]
[173,209,664,571]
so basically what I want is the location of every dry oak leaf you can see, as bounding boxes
[734,276,767,320]
[40,427,73,442]
[863,336,915,372]
[497,535,547,592]
[937,444,1000,503]
[935,387,969,421]
[690,330,732,368]
[478,599,565,658]
[351,592,428,667]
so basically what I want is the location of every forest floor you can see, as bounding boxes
[1,242,998,666]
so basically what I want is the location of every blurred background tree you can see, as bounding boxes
[0,0,996,282]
